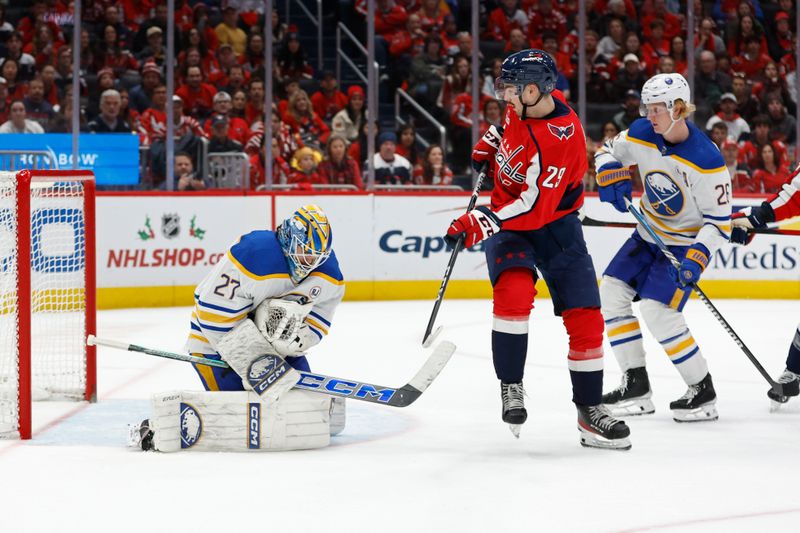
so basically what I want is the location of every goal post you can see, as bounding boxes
[1,169,96,440]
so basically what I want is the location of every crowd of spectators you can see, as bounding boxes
[0,0,796,194]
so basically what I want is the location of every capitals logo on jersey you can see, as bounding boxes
[495,143,527,186]
[645,170,685,216]
[547,123,575,141]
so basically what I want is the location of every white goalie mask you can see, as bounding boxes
[639,73,691,117]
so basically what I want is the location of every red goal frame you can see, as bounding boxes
[15,169,96,439]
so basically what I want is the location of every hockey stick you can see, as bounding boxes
[623,201,791,397]
[87,335,456,408]
[582,214,800,236]
[422,164,488,347]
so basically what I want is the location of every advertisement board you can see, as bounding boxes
[96,193,800,308]
[0,133,139,185]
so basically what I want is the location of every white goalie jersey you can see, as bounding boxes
[595,118,732,253]
[185,230,345,357]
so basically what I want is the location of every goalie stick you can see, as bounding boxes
[87,335,455,408]
[422,163,488,347]
[581,214,800,236]
[623,200,794,398]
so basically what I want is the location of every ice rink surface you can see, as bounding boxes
[1,298,799,533]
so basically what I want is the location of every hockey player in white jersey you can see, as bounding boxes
[131,204,346,451]
[731,165,800,408]
[594,73,732,422]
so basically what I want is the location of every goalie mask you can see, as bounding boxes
[277,204,332,283]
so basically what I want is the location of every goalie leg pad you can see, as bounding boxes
[149,390,331,452]
[215,319,300,401]
[330,397,346,436]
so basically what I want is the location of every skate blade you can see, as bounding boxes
[578,428,631,451]
[508,424,522,439]
[604,398,655,417]
[672,402,718,423]
[769,400,785,413]
[126,424,143,448]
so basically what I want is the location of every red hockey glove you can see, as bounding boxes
[445,206,501,248]
[471,125,503,173]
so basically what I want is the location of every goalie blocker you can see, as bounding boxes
[130,390,346,452]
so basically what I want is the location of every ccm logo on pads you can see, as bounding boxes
[249,403,260,449]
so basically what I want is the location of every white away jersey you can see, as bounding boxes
[595,118,732,252]
[185,230,345,357]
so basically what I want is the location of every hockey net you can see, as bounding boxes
[0,170,96,439]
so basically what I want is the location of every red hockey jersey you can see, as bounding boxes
[490,90,587,231]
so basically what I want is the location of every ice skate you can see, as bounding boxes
[768,369,800,412]
[501,382,527,438]
[128,419,155,451]
[670,373,718,422]
[577,404,631,450]
[601,366,655,417]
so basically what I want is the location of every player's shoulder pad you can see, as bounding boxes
[670,122,725,172]
[625,118,659,147]
[309,250,344,285]
[229,230,288,278]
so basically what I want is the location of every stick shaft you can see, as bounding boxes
[423,168,487,345]
[582,215,800,236]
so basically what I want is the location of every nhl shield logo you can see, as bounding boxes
[161,213,180,239]
[547,123,575,141]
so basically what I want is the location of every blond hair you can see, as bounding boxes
[674,99,695,119]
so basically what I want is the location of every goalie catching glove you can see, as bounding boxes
[255,297,317,356]
[445,206,501,248]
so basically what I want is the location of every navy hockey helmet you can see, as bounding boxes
[495,49,558,100]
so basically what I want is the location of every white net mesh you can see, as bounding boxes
[0,172,89,438]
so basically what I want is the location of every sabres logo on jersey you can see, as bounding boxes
[645,170,684,217]
[547,123,575,141]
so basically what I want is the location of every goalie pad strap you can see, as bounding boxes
[215,319,300,401]
[150,390,331,452]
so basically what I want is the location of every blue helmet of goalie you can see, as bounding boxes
[277,204,332,283]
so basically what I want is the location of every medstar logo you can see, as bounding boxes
[137,216,155,241]
[189,215,206,240]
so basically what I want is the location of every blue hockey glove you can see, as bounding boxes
[596,163,632,213]
[669,243,710,287]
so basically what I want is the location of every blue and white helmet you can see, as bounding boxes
[495,49,558,99]
[277,204,332,283]
[640,73,691,116]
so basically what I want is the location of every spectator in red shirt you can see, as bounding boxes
[231,89,247,120]
[244,78,267,126]
[739,115,791,168]
[39,65,59,107]
[282,89,331,150]
[318,134,364,189]
[732,35,773,78]
[768,11,794,62]
[413,144,453,186]
[176,65,217,121]
[179,31,221,80]
[1,60,27,103]
[727,14,768,58]
[721,139,756,193]
[752,61,796,116]
[527,0,568,43]
[389,13,425,58]
[249,136,292,189]
[311,72,348,124]
[203,91,251,146]
[695,17,726,58]
[641,20,669,76]
[276,31,314,82]
[414,0,450,34]
[239,33,266,77]
[641,0,681,40]
[505,28,528,54]
[395,124,421,166]
[752,142,790,193]
[375,0,409,38]
[541,32,574,82]
[95,25,139,77]
[669,35,688,76]
[289,146,327,186]
[485,0,529,42]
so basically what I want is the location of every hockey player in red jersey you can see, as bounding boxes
[731,165,800,409]
[444,49,631,450]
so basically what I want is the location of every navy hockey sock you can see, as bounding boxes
[492,329,527,383]
[570,369,603,406]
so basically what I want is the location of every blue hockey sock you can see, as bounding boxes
[285,355,310,372]
[787,327,800,374]
[492,329,527,383]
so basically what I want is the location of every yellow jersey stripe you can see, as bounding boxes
[227,251,291,281]
[608,321,640,337]
[189,333,209,344]
[306,317,329,335]
[642,204,702,233]
[192,354,220,391]
[666,336,696,356]
[626,134,659,150]
[669,289,687,309]
[669,154,727,174]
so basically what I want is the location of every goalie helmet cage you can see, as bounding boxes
[0,169,96,440]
